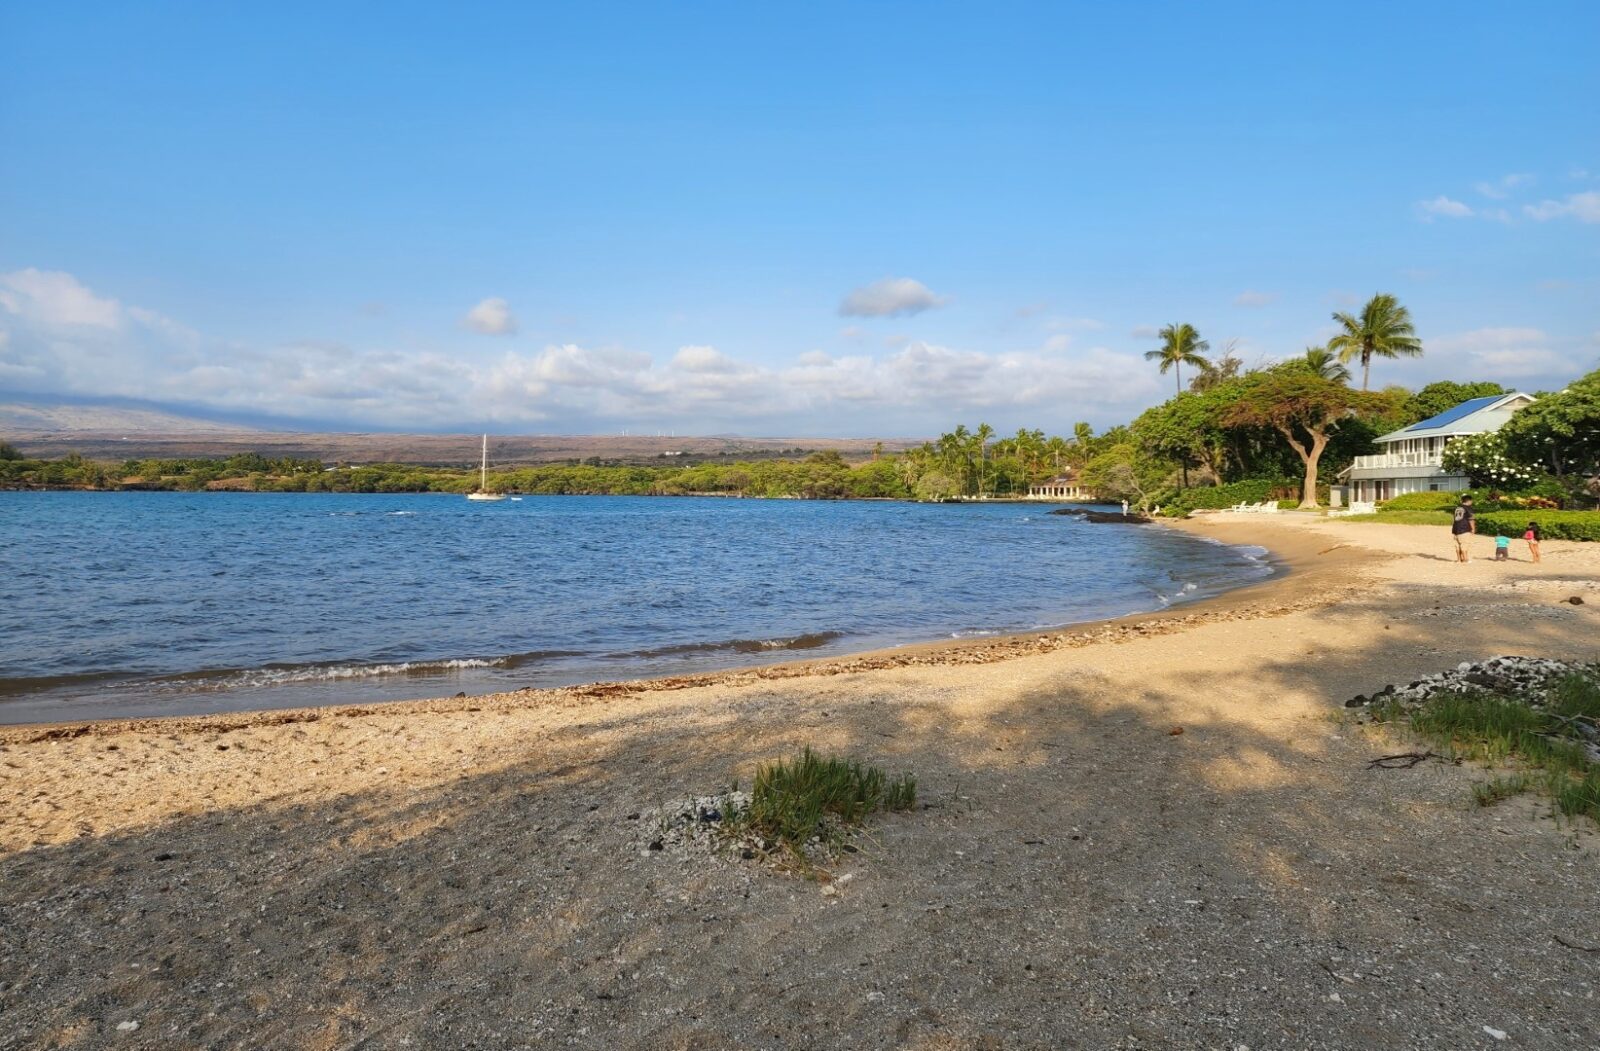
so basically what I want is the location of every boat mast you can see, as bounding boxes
[480,434,488,491]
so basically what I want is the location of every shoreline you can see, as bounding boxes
[0,516,1324,741]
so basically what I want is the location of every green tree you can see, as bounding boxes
[914,470,959,502]
[1499,367,1600,505]
[1190,341,1243,392]
[1302,345,1351,383]
[974,422,994,497]
[1222,369,1388,508]
[1144,323,1211,396]
[1405,380,1506,422]
[1133,389,1235,486]
[0,441,21,461]
[1328,293,1423,390]
[1080,442,1169,511]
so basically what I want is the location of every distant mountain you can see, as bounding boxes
[0,397,919,464]
[0,399,259,435]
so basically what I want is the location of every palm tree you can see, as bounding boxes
[1302,345,1351,383]
[1327,294,1422,390]
[1145,324,1210,396]
[975,422,994,497]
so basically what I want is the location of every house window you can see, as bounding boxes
[1429,483,1440,491]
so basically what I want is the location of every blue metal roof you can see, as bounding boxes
[1402,395,1503,433]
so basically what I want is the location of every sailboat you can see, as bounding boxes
[466,434,507,501]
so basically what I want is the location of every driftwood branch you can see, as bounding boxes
[1366,751,1446,769]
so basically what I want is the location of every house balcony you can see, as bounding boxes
[1350,451,1444,471]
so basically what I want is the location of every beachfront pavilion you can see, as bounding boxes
[1342,392,1534,504]
[1026,471,1089,501]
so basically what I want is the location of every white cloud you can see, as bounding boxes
[838,277,948,318]
[1429,327,1566,380]
[1043,334,1073,352]
[1474,173,1533,199]
[0,268,124,328]
[1524,192,1600,224]
[1044,316,1107,332]
[1232,290,1277,307]
[782,340,1157,413]
[670,344,742,374]
[462,296,518,335]
[1418,196,1473,219]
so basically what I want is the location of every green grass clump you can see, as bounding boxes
[1401,674,1600,824]
[1472,773,1531,807]
[723,747,916,858]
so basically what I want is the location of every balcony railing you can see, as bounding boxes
[1350,451,1444,470]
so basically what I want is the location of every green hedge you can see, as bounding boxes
[1380,491,1461,512]
[1162,478,1298,516]
[1380,485,1570,514]
[1475,511,1600,542]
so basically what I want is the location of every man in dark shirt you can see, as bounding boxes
[1451,496,1476,563]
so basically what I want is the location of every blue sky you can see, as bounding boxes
[2,2,1596,436]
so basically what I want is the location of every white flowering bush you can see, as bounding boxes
[1441,432,1540,489]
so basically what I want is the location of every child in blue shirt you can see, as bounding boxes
[1494,534,1511,561]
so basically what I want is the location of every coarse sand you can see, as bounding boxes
[3,515,1599,1049]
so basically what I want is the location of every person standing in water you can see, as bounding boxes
[1451,495,1476,563]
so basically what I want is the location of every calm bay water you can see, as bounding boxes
[0,492,1273,723]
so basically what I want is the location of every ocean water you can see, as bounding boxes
[0,492,1274,723]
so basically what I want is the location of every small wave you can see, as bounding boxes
[1154,581,1202,607]
[386,511,418,516]
[152,658,511,691]
[950,628,1002,639]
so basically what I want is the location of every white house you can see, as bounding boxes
[1344,392,1535,502]
[1026,470,1090,501]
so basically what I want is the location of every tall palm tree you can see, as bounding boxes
[974,422,994,497]
[1302,345,1351,383]
[1145,324,1210,396]
[1327,293,1422,390]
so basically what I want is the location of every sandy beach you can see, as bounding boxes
[4,515,1600,1050]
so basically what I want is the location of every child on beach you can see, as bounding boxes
[1494,534,1510,561]
[1525,522,1542,564]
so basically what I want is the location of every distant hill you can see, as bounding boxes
[0,400,257,435]
[0,399,916,465]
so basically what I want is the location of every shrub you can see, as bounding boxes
[1442,431,1541,488]
[1380,491,1461,512]
[1474,510,1600,542]
[1162,478,1298,516]
[722,748,916,858]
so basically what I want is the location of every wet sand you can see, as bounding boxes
[3,515,1599,1049]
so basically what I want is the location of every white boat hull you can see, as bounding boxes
[466,492,506,501]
